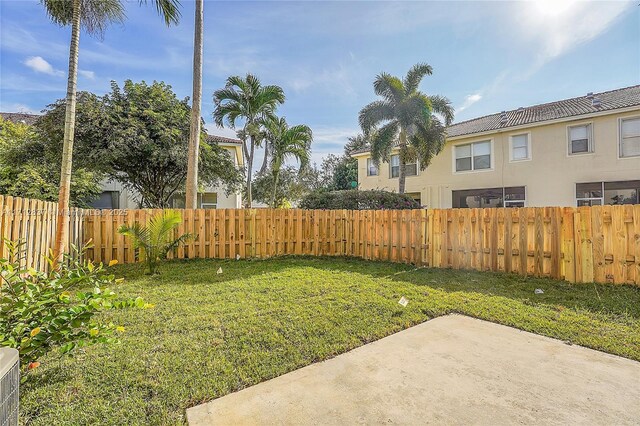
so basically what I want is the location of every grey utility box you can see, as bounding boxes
[0,348,19,426]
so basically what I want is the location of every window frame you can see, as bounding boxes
[405,158,419,177]
[567,122,594,156]
[618,115,640,159]
[508,132,532,162]
[451,186,526,209]
[452,139,494,174]
[390,154,400,178]
[575,182,604,206]
[366,158,379,176]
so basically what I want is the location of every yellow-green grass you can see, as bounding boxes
[20,257,640,425]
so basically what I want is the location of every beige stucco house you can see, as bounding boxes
[353,85,640,208]
[97,135,245,209]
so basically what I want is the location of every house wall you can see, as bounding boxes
[93,145,243,209]
[355,109,640,208]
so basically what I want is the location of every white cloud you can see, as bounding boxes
[23,56,63,76]
[78,70,96,79]
[518,1,632,74]
[0,103,38,114]
[457,93,483,112]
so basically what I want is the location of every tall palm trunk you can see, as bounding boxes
[259,141,269,174]
[271,170,279,207]
[246,133,255,208]
[185,0,203,209]
[53,0,81,267]
[398,131,408,194]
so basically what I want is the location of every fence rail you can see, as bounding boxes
[1,195,639,286]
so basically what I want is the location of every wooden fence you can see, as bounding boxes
[1,195,639,285]
[0,195,85,271]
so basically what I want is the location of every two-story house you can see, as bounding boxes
[353,85,640,208]
[97,134,245,209]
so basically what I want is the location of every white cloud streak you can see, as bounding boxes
[457,93,482,112]
[24,56,63,76]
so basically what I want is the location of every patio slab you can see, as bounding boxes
[186,314,640,425]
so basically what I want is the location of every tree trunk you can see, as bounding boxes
[398,132,408,194]
[260,141,269,174]
[398,159,406,194]
[53,0,81,268]
[184,0,203,209]
[271,170,279,208]
[245,134,255,207]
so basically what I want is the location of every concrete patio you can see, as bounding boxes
[187,315,640,425]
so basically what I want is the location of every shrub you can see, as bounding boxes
[299,189,421,210]
[0,240,148,370]
[118,210,193,274]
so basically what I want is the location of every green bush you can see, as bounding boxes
[299,189,421,210]
[0,240,148,371]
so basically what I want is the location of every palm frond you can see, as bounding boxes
[373,73,405,104]
[370,121,399,164]
[428,95,455,126]
[140,0,181,26]
[403,62,433,94]
[359,100,394,133]
[41,0,125,36]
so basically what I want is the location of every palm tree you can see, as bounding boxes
[263,117,312,207]
[184,0,203,209]
[118,210,193,274]
[213,74,285,207]
[42,0,181,266]
[359,63,454,194]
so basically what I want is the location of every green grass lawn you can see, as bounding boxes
[20,257,640,425]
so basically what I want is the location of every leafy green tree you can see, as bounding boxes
[40,0,181,264]
[213,74,285,207]
[263,117,312,206]
[100,80,243,208]
[359,63,454,193]
[252,166,317,208]
[0,115,103,206]
[118,211,193,274]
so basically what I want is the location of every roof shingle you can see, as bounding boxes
[352,85,640,154]
[447,85,640,138]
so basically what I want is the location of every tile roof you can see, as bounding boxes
[447,85,640,138]
[352,85,640,154]
[0,112,40,126]
[206,134,242,145]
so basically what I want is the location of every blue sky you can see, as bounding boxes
[1,0,638,165]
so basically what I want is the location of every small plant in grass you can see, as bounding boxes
[0,240,149,372]
[118,210,193,274]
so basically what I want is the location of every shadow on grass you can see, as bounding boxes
[112,255,640,321]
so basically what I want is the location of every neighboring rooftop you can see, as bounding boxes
[206,134,243,145]
[447,85,640,138]
[0,112,40,126]
[352,85,640,154]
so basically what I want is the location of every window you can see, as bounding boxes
[454,141,491,172]
[452,186,525,208]
[366,158,378,176]
[510,133,530,161]
[201,192,217,209]
[576,181,640,206]
[405,159,418,176]
[406,192,421,205]
[170,192,218,209]
[620,117,640,158]
[89,191,120,209]
[390,155,400,178]
[568,124,593,154]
